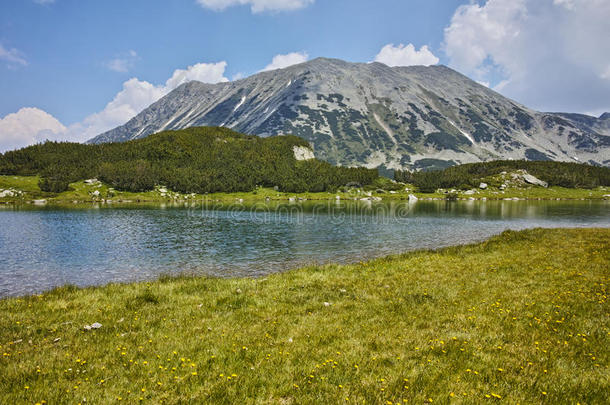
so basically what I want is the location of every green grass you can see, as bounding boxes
[1,175,609,205]
[0,228,608,404]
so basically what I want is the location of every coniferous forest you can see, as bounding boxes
[0,127,378,193]
[394,160,610,193]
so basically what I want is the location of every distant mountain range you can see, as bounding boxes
[89,58,610,170]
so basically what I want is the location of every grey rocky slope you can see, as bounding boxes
[89,58,610,170]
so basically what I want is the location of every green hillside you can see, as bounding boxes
[395,160,610,193]
[0,127,378,194]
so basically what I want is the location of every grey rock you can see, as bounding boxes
[479,182,488,189]
[88,58,609,169]
[522,173,548,187]
[293,145,315,161]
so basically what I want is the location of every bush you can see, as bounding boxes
[38,177,70,193]
[0,127,379,194]
[395,160,610,191]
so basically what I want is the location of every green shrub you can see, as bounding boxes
[395,160,610,191]
[0,127,378,194]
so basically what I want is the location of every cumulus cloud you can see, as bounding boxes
[261,52,308,71]
[0,44,27,68]
[195,0,314,13]
[374,43,439,67]
[104,50,139,73]
[0,61,229,151]
[444,0,610,114]
[0,108,66,152]
[68,61,229,141]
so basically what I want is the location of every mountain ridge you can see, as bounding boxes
[89,57,610,169]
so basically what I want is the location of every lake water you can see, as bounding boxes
[0,200,608,297]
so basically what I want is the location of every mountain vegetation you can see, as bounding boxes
[0,127,378,194]
[395,160,610,193]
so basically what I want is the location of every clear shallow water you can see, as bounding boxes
[0,200,608,297]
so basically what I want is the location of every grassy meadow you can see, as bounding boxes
[1,175,609,206]
[0,228,608,404]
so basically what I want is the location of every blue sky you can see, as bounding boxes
[1,0,609,151]
[1,0,459,123]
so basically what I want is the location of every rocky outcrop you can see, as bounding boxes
[522,173,548,188]
[293,145,315,161]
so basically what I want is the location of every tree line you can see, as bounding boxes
[0,127,378,194]
[395,160,610,193]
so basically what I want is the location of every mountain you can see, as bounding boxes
[89,58,610,170]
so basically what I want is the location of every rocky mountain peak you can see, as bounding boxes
[88,58,610,169]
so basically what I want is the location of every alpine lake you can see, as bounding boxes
[0,199,608,297]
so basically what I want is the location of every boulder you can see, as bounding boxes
[522,173,548,188]
[84,179,98,185]
[464,190,476,195]
[293,145,315,161]
[91,190,100,197]
[408,194,418,202]
[479,182,488,189]
[0,190,15,198]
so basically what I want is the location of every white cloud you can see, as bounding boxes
[0,44,27,68]
[0,61,229,151]
[374,43,439,67]
[232,72,245,81]
[0,108,66,152]
[165,61,229,89]
[443,0,610,114]
[261,52,308,71]
[33,0,55,4]
[68,61,229,141]
[104,50,139,73]
[195,0,314,13]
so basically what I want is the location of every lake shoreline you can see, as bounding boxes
[0,228,608,403]
[1,190,608,207]
[1,175,609,206]
[0,226,607,300]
